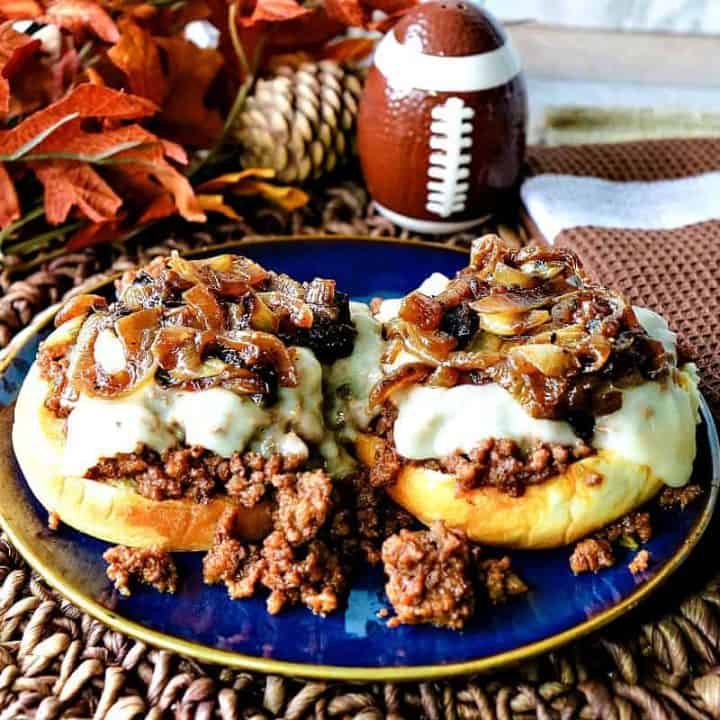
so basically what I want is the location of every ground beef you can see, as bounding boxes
[86,447,301,505]
[369,438,403,488]
[273,470,333,545]
[103,546,177,596]
[629,550,651,575]
[203,514,346,616]
[263,532,345,615]
[437,438,595,497]
[203,537,264,599]
[478,555,529,605]
[36,342,73,417]
[596,511,653,545]
[382,523,475,629]
[659,484,703,510]
[569,538,616,575]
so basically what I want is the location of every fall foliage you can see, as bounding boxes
[0,0,415,258]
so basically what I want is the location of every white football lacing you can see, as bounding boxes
[426,97,475,218]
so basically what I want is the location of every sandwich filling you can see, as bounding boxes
[329,237,700,493]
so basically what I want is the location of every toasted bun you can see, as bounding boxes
[13,364,272,551]
[357,434,667,549]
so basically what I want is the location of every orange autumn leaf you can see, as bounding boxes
[264,50,313,72]
[324,0,368,28]
[0,0,43,18]
[197,167,275,191]
[0,84,157,159]
[33,160,122,224]
[365,0,416,14]
[198,168,308,211]
[0,162,19,226]
[234,180,308,210]
[136,192,175,225]
[0,21,41,112]
[107,20,167,105]
[66,218,123,250]
[154,36,223,147]
[240,0,311,27]
[106,142,205,222]
[196,193,242,221]
[320,36,375,63]
[43,0,119,42]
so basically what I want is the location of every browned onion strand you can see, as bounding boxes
[370,235,671,431]
[54,294,107,327]
[369,363,432,408]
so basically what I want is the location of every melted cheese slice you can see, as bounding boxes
[393,383,578,457]
[593,368,699,488]
[63,346,335,477]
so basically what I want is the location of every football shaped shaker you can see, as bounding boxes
[357,0,527,234]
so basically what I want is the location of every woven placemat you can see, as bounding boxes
[1,177,719,719]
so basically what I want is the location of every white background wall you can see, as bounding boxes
[486,0,720,34]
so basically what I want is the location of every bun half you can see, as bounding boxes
[13,365,272,551]
[356,434,664,549]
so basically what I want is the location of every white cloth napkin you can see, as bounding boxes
[520,171,720,243]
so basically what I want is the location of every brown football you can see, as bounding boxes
[357,0,527,234]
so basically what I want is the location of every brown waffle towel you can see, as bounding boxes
[523,139,720,415]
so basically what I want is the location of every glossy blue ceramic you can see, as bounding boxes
[0,238,717,681]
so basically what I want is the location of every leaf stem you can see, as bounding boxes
[228,2,251,78]
[5,221,83,257]
[0,206,45,251]
[187,73,254,177]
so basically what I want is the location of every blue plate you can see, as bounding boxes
[0,237,717,681]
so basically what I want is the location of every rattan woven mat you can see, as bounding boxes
[1,177,719,720]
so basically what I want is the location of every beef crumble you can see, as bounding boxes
[629,550,651,575]
[595,510,652,546]
[479,555,529,605]
[659,484,702,510]
[569,538,616,575]
[86,447,304,505]
[103,546,177,596]
[273,470,333,545]
[382,523,475,629]
[437,438,595,497]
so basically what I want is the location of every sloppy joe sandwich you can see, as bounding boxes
[350,236,700,549]
[13,253,357,550]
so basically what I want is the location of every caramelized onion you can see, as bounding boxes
[183,284,224,329]
[115,309,161,355]
[403,323,457,363]
[443,351,503,371]
[510,344,579,378]
[478,310,550,337]
[55,294,107,327]
[305,278,336,305]
[427,366,460,387]
[492,263,535,288]
[369,363,432,407]
[576,336,612,372]
[433,276,476,311]
[152,327,204,376]
[219,331,297,387]
[470,287,562,315]
[399,291,443,331]
[260,291,313,329]
[469,234,505,275]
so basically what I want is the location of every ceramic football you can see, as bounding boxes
[357,0,527,234]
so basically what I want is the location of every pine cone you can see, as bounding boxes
[233,61,364,184]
